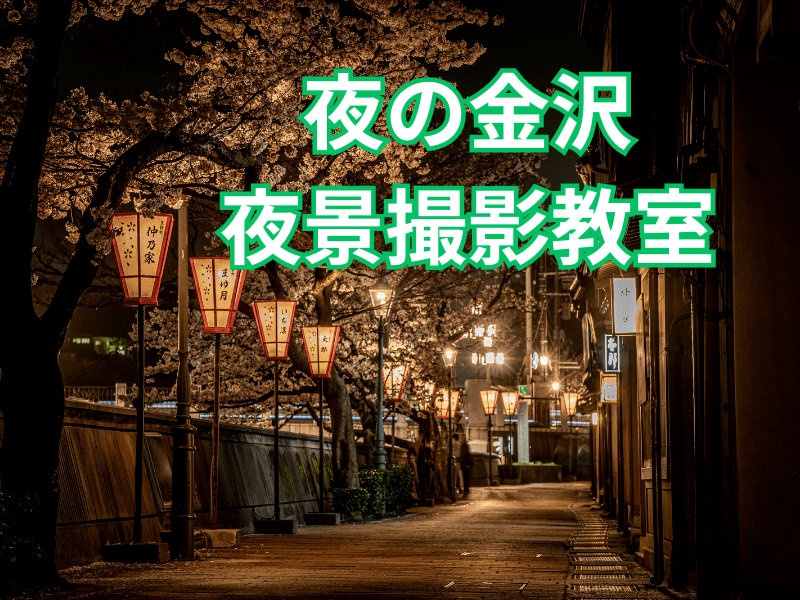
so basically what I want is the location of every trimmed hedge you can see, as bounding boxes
[331,464,414,520]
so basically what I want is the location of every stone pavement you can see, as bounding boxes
[40,482,694,600]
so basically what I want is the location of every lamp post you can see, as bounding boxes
[384,362,409,464]
[190,257,246,529]
[480,389,499,486]
[442,349,457,502]
[110,212,173,543]
[501,391,519,465]
[369,277,394,470]
[301,326,340,513]
[253,300,296,521]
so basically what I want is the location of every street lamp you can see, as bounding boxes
[301,326,340,514]
[369,277,394,471]
[501,391,519,417]
[442,348,458,502]
[384,362,409,463]
[253,300,296,523]
[541,355,549,366]
[110,212,173,543]
[480,389,499,485]
[190,257,247,529]
[552,381,560,391]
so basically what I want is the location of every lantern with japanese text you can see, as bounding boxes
[435,390,460,419]
[109,212,173,544]
[302,325,340,514]
[501,391,519,416]
[253,300,297,523]
[384,363,410,403]
[110,213,173,306]
[254,301,296,360]
[190,257,247,333]
[301,326,340,378]
[480,389,499,417]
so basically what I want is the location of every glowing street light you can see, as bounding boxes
[541,355,549,366]
[501,391,520,416]
[110,212,173,543]
[369,277,394,473]
[552,381,560,391]
[480,389,499,485]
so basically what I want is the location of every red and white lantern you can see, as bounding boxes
[501,391,520,416]
[383,363,410,403]
[110,213,173,306]
[435,390,460,419]
[253,301,296,361]
[190,257,246,334]
[301,326,340,378]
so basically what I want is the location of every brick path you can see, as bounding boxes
[48,482,591,599]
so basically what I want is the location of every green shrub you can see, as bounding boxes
[384,464,414,509]
[0,492,44,576]
[331,487,370,516]
[358,468,387,518]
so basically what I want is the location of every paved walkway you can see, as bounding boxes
[43,482,694,600]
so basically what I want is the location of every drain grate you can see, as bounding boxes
[575,565,626,571]
[574,555,623,562]
[574,584,637,592]
[573,573,630,580]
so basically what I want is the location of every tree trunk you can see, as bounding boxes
[0,0,75,584]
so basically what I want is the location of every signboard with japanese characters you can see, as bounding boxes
[612,278,637,335]
[602,374,618,403]
[110,213,173,305]
[604,334,621,373]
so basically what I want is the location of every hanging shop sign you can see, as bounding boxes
[601,374,618,403]
[612,278,637,335]
[604,334,621,373]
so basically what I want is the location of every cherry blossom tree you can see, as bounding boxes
[0,0,551,583]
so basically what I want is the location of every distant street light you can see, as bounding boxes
[552,381,560,391]
[110,212,173,544]
[301,325,340,514]
[369,277,394,471]
[540,355,549,365]
[442,348,458,502]
[253,300,296,523]
[190,257,247,529]
[480,389,499,485]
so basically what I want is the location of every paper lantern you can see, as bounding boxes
[501,391,519,416]
[565,392,580,416]
[110,213,173,306]
[253,301,296,360]
[383,363,409,403]
[190,257,246,334]
[435,390,460,419]
[301,326,340,378]
[480,389,499,416]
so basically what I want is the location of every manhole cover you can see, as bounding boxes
[574,584,637,591]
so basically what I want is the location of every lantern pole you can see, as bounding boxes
[488,409,493,486]
[390,367,396,465]
[210,332,221,529]
[273,361,280,520]
[318,378,325,513]
[376,316,386,471]
[447,383,454,503]
[133,304,145,543]
[171,202,195,560]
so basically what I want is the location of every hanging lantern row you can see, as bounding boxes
[435,390,460,420]
[190,257,247,334]
[384,363,410,403]
[110,213,174,306]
